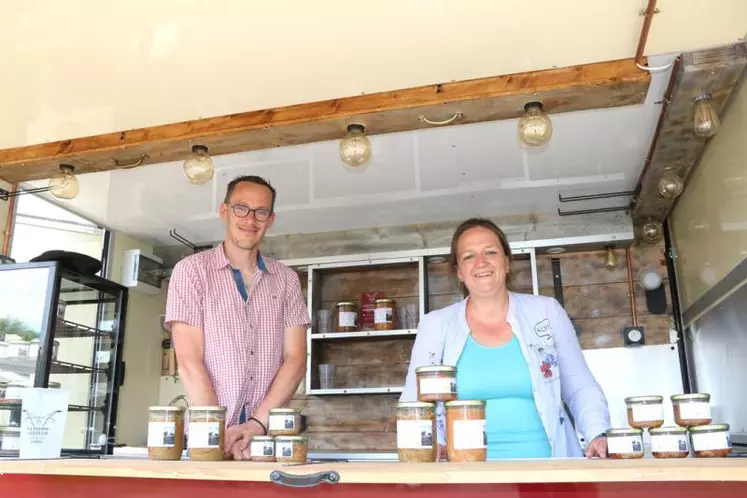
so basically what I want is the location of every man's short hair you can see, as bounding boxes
[224,175,277,212]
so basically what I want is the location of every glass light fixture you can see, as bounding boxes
[339,124,372,170]
[49,164,79,200]
[692,93,720,138]
[657,171,684,200]
[518,101,552,146]
[603,246,618,268]
[641,221,664,244]
[183,144,215,185]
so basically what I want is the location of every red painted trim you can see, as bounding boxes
[2,475,747,498]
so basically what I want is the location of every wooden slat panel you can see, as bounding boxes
[318,339,414,366]
[0,58,650,183]
[320,264,419,303]
[289,395,398,433]
[572,314,672,350]
[307,432,397,451]
[536,250,629,288]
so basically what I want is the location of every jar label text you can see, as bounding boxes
[652,434,688,453]
[453,419,487,450]
[251,440,274,457]
[419,377,456,395]
[374,307,393,324]
[147,421,177,448]
[607,435,643,455]
[679,402,711,420]
[397,420,434,449]
[187,422,221,448]
[691,431,730,451]
[269,414,296,432]
[632,403,663,422]
[339,311,356,328]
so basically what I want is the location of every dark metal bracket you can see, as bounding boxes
[558,189,637,203]
[270,470,340,488]
[168,229,213,253]
[557,204,632,217]
[0,185,56,201]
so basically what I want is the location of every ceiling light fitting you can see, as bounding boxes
[603,246,618,269]
[518,101,552,147]
[183,145,215,185]
[692,93,720,138]
[657,171,684,200]
[0,164,79,201]
[339,123,372,171]
[640,221,664,244]
[546,247,566,254]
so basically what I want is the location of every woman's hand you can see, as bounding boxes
[585,436,608,459]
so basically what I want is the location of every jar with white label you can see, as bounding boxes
[689,424,731,458]
[335,302,358,332]
[186,406,226,461]
[416,365,457,402]
[147,406,185,461]
[671,393,712,427]
[268,408,301,435]
[250,435,275,462]
[445,400,486,462]
[374,299,396,331]
[649,426,689,458]
[0,426,21,456]
[625,396,664,429]
[606,428,644,459]
[275,435,308,463]
[396,401,436,462]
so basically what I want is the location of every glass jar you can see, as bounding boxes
[689,424,731,458]
[445,400,487,462]
[416,366,457,402]
[671,393,712,427]
[395,401,436,462]
[625,396,664,429]
[0,426,21,456]
[186,406,226,461]
[650,426,689,459]
[147,406,185,461]
[374,299,396,331]
[335,302,358,332]
[268,408,302,435]
[606,428,644,459]
[250,435,276,462]
[275,435,308,463]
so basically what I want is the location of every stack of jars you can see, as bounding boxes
[396,365,487,463]
[249,408,308,463]
[606,393,731,459]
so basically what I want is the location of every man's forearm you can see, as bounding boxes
[251,355,306,426]
[179,360,219,406]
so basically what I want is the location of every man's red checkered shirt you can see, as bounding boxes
[164,243,309,426]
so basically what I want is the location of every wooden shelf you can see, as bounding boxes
[311,329,417,340]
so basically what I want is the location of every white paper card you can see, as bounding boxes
[453,419,486,450]
[269,415,296,432]
[374,307,393,324]
[419,377,456,395]
[339,311,356,327]
[251,440,274,457]
[691,431,731,451]
[651,434,688,453]
[396,420,434,449]
[631,403,663,422]
[147,422,177,448]
[679,402,711,420]
[188,422,221,448]
[19,388,69,459]
[607,435,643,454]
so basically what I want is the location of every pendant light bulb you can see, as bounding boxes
[603,246,618,269]
[518,101,552,147]
[657,171,684,200]
[339,124,372,170]
[49,164,79,200]
[641,221,664,244]
[183,145,215,185]
[692,93,720,138]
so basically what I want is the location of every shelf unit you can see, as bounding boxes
[291,246,537,396]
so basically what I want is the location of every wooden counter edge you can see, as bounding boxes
[0,458,746,484]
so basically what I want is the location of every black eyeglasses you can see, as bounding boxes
[227,204,272,221]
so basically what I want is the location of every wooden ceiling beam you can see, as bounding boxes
[633,42,747,224]
[0,58,650,183]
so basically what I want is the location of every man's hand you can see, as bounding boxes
[224,421,265,460]
[585,436,608,458]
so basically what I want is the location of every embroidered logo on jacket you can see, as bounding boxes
[536,344,559,380]
[534,319,552,340]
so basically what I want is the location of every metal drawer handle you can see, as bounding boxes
[270,470,340,488]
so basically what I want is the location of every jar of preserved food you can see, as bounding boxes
[649,426,689,459]
[374,299,396,331]
[445,400,487,462]
[416,366,457,402]
[671,393,712,427]
[275,435,308,463]
[625,396,664,428]
[147,406,186,461]
[268,408,302,435]
[250,435,276,462]
[606,428,644,459]
[186,406,226,461]
[689,424,731,458]
[396,401,436,462]
[335,302,358,332]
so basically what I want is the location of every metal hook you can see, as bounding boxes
[111,154,149,169]
[419,112,463,126]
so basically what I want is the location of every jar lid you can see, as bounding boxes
[624,395,663,404]
[275,435,308,442]
[416,365,457,374]
[671,393,711,402]
[148,406,186,412]
[445,400,485,408]
[336,302,356,307]
[252,435,274,442]
[375,299,395,304]
[649,426,688,435]
[397,401,435,409]
[689,424,729,433]
[187,406,226,412]
[606,428,643,436]
[269,408,299,414]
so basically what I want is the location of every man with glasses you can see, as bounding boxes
[165,175,309,460]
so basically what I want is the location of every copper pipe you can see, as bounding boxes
[2,183,18,255]
[626,248,638,327]
[635,0,658,68]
